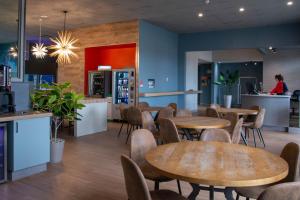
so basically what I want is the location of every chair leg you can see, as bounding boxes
[176,179,182,195]
[126,125,132,144]
[117,122,124,137]
[256,128,263,143]
[252,129,257,147]
[246,198,250,200]
[236,194,240,200]
[258,128,266,148]
[154,181,159,190]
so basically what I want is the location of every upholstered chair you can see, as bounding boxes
[139,102,150,109]
[200,129,232,143]
[168,103,178,116]
[231,118,244,144]
[158,118,181,143]
[121,155,186,200]
[236,142,300,200]
[222,112,239,135]
[176,109,193,117]
[206,107,220,118]
[243,108,266,147]
[126,106,143,144]
[130,129,182,194]
[156,107,174,122]
[141,111,160,141]
[257,182,300,200]
[118,104,129,137]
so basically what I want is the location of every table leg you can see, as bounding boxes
[209,185,214,200]
[224,187,234,200]
[188,183,201,200]
[183,129,193,140]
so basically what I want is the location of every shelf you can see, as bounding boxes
[139,90,203,97]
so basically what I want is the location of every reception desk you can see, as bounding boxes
[241,94,290,129]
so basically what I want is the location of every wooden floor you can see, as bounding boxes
[0,122,299,200]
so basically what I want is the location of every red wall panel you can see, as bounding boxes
[84,43,136,95]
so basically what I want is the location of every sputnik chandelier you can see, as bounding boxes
[32,18,48,59]
[50,11,78,64]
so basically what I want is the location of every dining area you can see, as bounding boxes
[118,102,300,200]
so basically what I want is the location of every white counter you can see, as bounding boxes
[74,98,108,137]
[241,94,290,129]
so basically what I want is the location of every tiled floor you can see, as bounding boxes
[0,122,299,200]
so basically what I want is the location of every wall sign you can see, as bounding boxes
[148,79,155,89]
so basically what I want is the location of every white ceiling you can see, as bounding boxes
[1,0,300,43]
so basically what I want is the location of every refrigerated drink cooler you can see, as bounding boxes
[112,68,135,119]
[88,70,112,98]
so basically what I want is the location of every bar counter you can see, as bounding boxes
[241,94,290,129]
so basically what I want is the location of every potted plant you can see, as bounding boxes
[214,70,239,108]
[31,82,85,163]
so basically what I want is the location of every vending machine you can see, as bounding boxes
[112,68,135,119]
[88,70,112,98]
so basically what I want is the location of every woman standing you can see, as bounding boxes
[270,74,288,95]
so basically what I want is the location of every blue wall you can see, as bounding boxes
[139,20,179,106]
[178,23,300,107]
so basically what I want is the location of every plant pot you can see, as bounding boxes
[50,138,65,163]
[224,95,232,108]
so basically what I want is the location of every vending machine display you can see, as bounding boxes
[112,68,135,119]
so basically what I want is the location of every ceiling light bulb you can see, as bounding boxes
[287,1,293,6]
[198,12,204,17]
[239,7,245,12]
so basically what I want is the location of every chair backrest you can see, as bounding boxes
[210,104,221,109]
[139,102,149,108]
[141,111,157,133]
[157,107,174,122]
[121,155,152,200]
[257,182,300,200]
[231,118,244,144]
[130,129,157,166]
[200,129,232,143]
[222,112,239,135]
[159,118,181,143]
[254,108,266,128]
[176,109,193,117]
[279,142,300,183]
[168,103,178,116]
[119,104,128,120]
[127,106,143,126]
[245,105,261,122]
[206,107,220,118]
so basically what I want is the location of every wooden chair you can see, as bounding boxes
[206,107,220,118]
[236,142,300,200]
[121,155,186,200]
[130,129,182,194]
[243,108,266,147]
[158,118,181,143]
[126,106,143,144]
[168,103,178,116]
[200,129,232,143]
[257,182,300,200]
[118,104,129,137]
[141,111,160,141]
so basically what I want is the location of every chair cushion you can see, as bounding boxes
[235,185,267,199]
[150,190,187,200]
[140,163,172,182]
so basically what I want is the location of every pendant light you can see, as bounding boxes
[50,11,78,64]
[32,18,48,59]
[9,46,18,58]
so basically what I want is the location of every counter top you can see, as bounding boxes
[241,94,291,98]
[80,97,109,104]
[0,111,52,122]
[139,90,203,97]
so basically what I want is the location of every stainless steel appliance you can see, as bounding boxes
[0,123,7,183]
[88,70,112,98]
[112,68,135,119]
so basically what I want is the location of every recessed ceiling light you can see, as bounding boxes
[198,12,204,18]
[287,1,294,6]
[239,7,245,12]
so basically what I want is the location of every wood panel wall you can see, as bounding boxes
[57,20,139,94]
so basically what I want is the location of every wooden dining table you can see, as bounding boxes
[216,107,258,116]
[171,116,231,140]
[140,106,165,112]
[146,141,289,200]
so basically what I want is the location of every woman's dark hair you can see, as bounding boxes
[275,74,284,81]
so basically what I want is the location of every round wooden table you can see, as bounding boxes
[146,141,288,200]
[217,108,258,116]
[171,116,230,140]
[140,106,164,112]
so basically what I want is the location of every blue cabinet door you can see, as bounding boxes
[13,117,50,171]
